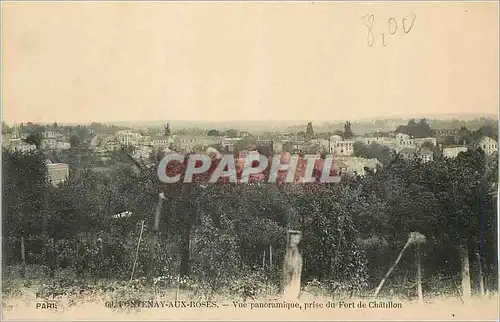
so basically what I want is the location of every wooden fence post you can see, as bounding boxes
[476,252,485,297]
[21,236,26,278]
[130,220,146,281]
[283,230,302,300]
[460,245,472,301]
[269,244,273,268]
[374,232,426,298]
[416,243,423,303]
[374,239,411,297]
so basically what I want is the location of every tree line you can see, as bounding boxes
[2,146,498,295]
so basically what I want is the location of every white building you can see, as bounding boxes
[152,135,174,149]
[329,136,354,156]
[116,130,141,146]
[46,160,69,186]
[174,135,198,152]
[443,146,468,159]
[7,138,37,153]
[55,141,71,150]
[356,136,399,150]
[395,133,415,150]
[139,135,152,146]
[39,131,73,150]
[337,157,382,176]
[220,137,242,152]
[174,135,218,152]
[398,147,433,162]
[478,137,498,155]
[105,141,122,151]
[330,135,343,142]
[40,131,58,149]
[357,134,435,153]
[395,133,411,141]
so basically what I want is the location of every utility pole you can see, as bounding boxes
[146,192,166,284]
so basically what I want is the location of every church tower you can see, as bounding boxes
[164,122,171,137]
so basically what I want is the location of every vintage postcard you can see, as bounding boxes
[1,1,499,321]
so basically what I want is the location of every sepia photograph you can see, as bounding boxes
[1,1,499,321]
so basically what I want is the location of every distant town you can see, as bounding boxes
[1,117,498,186]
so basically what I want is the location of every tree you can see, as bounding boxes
[476,125,498,141]
[22,123,45,135]
[207,129,221,136]
[291,184,368,292]
[234,139,258,154]
[224,129,239,138]
[421,141,441,157]
[257,144,273,157]
[69,135,80,148]
[2,122,10,135]
[344,121,354,139]
[71,125,93,144]
[443,136,457,146]
[396,118,434,138]
[353,142,394,166]
[455,125,498,148]
[2,149,49,267]
[24,132,43,149]
[446,150,494,256]
[359,148,497,281]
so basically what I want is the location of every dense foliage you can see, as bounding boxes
[353,142,395,166]
[2,147,498,296]
[396,119,434,138]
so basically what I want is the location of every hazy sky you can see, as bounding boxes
[2,2,498,124]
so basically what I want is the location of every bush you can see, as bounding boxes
[190,214,242,293]
[228,268,279,300]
